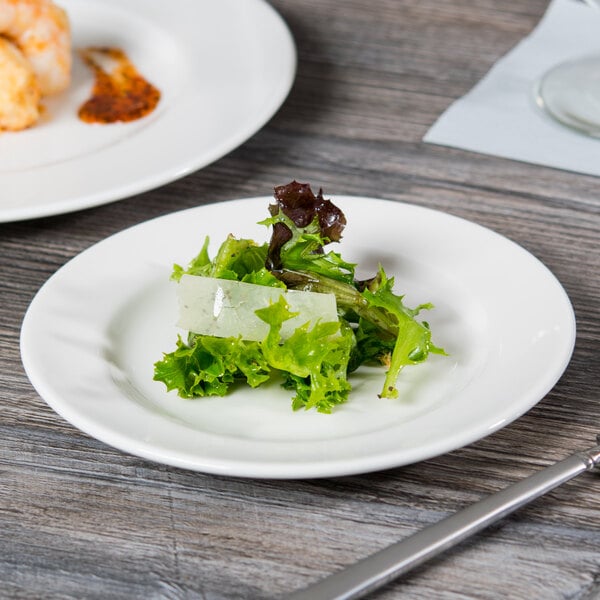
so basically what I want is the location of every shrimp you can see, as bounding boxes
[0,0,71,96]
[0,36,40,130]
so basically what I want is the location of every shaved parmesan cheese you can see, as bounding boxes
[177,275,338,341]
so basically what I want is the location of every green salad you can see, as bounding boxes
[154,181,445,413]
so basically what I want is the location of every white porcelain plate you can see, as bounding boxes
[20,197,576,478]
[0,0,295,222]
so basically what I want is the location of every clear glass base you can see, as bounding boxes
[535,54,600,137]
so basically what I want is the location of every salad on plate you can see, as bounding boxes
[154,181,445,413]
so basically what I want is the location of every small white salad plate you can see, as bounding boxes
[20,197,576,479]
[0,0,295,222]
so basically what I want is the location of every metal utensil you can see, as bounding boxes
[288,436,600,600]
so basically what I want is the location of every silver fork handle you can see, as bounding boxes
[288,441,600,600]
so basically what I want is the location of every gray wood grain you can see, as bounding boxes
[1,0,600,598]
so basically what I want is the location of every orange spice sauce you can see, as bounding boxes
[78,47,160,124]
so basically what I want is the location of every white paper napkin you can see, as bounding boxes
[424,0,600,177]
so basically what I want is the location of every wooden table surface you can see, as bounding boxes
[2,1,599,598]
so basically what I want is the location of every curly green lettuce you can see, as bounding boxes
[154,181,445,412]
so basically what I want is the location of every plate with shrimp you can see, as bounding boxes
[0,0,296,222]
